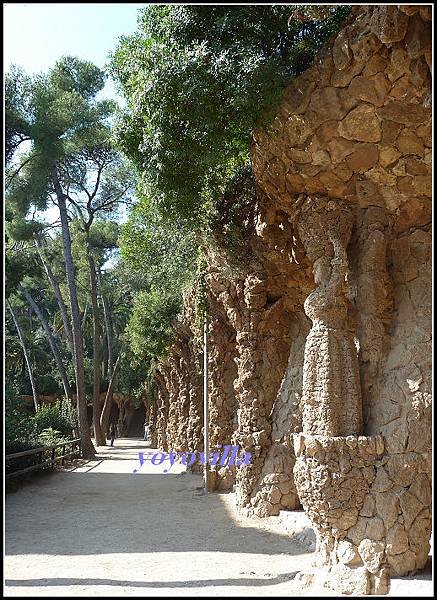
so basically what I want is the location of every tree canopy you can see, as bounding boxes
[110,4,350,222]
[5,6,351,457]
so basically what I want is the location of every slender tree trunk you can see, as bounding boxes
[85,235,105,446]
[100,354,121,438]
[97,269,113,381]
[7,301,38,412]
[55,181,95,458]
[21,353,26,380]
[19,284,73,401]
[34,237,74,357]
[81,302,88,332]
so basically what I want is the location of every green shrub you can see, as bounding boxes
[37,427,68,446]
[6,407,77,478]
[37,427,70,468]
[5,409,38,455]
[127,288,181,361]
[32,400,77,437]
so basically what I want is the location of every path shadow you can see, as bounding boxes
[5,469,309,558]
[5,572,299,588]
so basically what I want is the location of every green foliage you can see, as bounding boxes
[5,249,41,298]
[6,56,114,218]
[34,373,63,397]
[127,288,181,361]
[120,200,198,363]
[32,400,78,437]
[5,407,37,455]
[5,65,31,164]
[117,351,148,404]
[5,384,74,471]
[119,202,197,291]
[194,252,208,329]
[6,414,71,478]
[110,5,350,222]
[6,217,45,242]
[206,165,258,271]
[36,427,69,448]
[71,218,120,283]
[49,56,106,100]
[5,56,149,439]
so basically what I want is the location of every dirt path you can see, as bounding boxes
[5,438,314,597]
[5,438,432,597]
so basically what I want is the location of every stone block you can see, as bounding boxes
[358,538,385,574]
[377,101,429,126]
[387,550,416,576]
[360,494,376,517]
[327,138,355,164]
[386,523,409,555]
[348,75,386,106]
[379,146,401,168]
[371,467,393,493]
[346,143,379,172]
[399,489,424,529]
[332,30,352,70]
[338,105,382,142]
[325,564,370,595]
[375,490,400,529]
[408,472,431,506]
[356,179,384,208]
[365,516,385,541]
[386,453,421,487]
[268,485,282,505]
[337,540,362,566]
[369,6,409,44]
[371,567,391,595]
[280,114,313,145]
[396,129,425,155]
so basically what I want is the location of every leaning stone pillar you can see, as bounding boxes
[207,310,238,490]
[292,196,391,594]
[155,367,170,451]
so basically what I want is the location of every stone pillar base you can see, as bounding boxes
[211,465,235,491]
[292,433,432,595]
[294,563,390,595]
[293,434,388,595]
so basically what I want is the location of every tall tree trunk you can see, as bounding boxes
[34,237,74,357]
[100,354,121,438]
[7,301,38,412]
[86,236,105,446]
[81,302,88,333]
[21,352,26,380]
[97,269,113,381]
[19,284,73,401]
[55,181,95,458]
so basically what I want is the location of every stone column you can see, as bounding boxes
[186,336,203,474]
[292,195,391,594]
[155,367,169,451]
[207,309,238,490]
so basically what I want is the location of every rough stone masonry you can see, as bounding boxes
[147,5,431,595]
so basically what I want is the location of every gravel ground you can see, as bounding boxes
[4,438,432,597]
